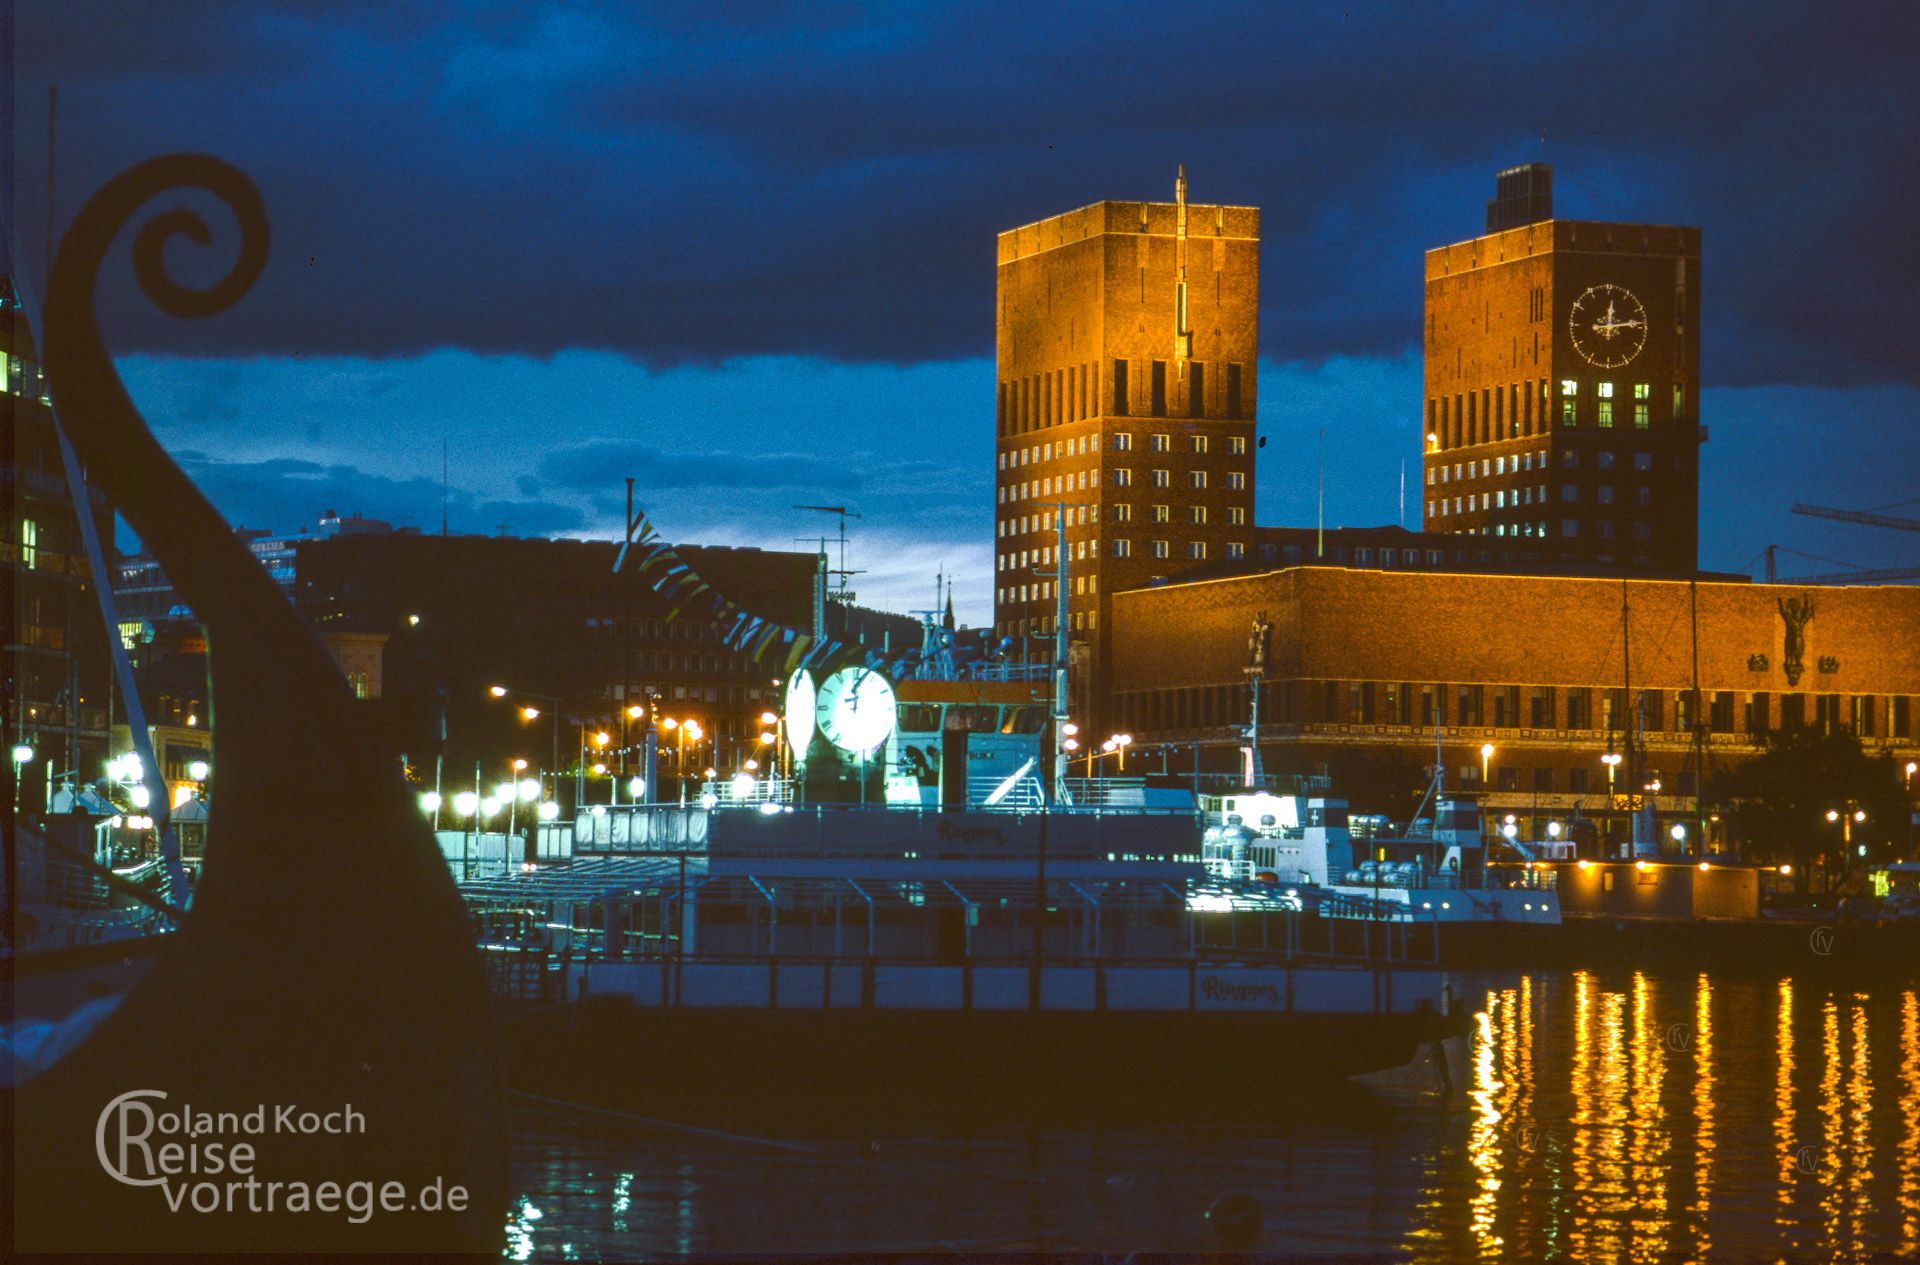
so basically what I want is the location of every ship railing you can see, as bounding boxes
[466,867,1439,974]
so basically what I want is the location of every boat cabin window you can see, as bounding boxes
[1437,805,1480,832]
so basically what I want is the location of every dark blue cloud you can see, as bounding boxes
[11,1,1918,386]
[537,441,860,492]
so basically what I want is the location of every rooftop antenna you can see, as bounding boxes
[1316,428,1325,559]
[794,504,863,602]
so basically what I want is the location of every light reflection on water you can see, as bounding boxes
[507,969,1920,1259]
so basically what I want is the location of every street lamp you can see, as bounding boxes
[488,685,562,802]
[1601,752,1623,857]
[1479,742,1495,789]
[1113,733,1133,771]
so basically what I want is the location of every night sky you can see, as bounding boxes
[9,2,1919,621]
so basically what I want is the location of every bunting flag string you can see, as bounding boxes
[614,507,880,682]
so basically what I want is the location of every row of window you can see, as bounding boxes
[1000,430,1249,470]
[996,359,1250,434]
[1118,681,1916,740]
[997,464,1248,505]
[1429,379,1686,450]
[1431,484,1657,514]
[3,351,52,405]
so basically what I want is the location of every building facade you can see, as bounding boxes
[3,276,116,813]
[1422,166,1703,571]
[994,170,1260,719]
[1109,567,1920,849]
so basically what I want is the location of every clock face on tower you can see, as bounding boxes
[1568,284,1648,369]
[783,671,817,762]
[814,666,897,755]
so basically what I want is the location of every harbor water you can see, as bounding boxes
[505,965,1920,1260]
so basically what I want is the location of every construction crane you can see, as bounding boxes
[1791,503,1920,533]
[1768,501,1920,584]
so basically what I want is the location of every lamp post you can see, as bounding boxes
[1602,752,1623,857]
[1827,805,1867,874]
[487,685,562,805]
[1479,742,1495,792]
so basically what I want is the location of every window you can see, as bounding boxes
[1189,505,1208,525]
[1226,363,1244,418]
[1187,541,1207,560]
[1189,435,1209,454]
[1597,450,1615,469]
[1113,359,1130,415]
[1225,542,1245,560]
[1190,470,1208,489]
[1533,767,1554,793]
[1530,686,1555,728]
[1113,468,1133,487]
[1598,401,1613,427]
[1561,450,1579,469]
[1561,484,1579,503]
[1634,488,1652,507]
[1569,767,1590,794]
[1228,471,1246,490]
[1597,382,1614,399]
[1498,766,1519,792]
[1631,521,1651,540]
[1561,379,1578,396]
[1114,432,1133,451]
[1110,502,1131,522]
[1152,504,1170,523]
[1150,433,1171,452]
[1151,468,1171,488]
[1597,485,1615,505]
[1150,360,1168,416]
[1561,518,1580,538]
[1111,538,1131,558]
[20,518,37,570]
[1229,506,1246,525]
[1188,362,1206,418]
[1151,539,1169,559]
[1634,404,1649,428]
[1229,436,1247,455]
[1634,452,1652,471]
[1562,396,1577,425]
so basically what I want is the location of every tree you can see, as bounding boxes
[1705,729,1907,891]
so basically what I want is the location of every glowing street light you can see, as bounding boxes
[12,743,34,764]
[517,777,541,803]
[453,790,480,817]
[489,686,508,698]
[419,791,442,815]
[1479,742,1495,787]
[188,759,210,782]
[537,800,560,822]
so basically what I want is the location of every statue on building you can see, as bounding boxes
[1777,593,1815,686]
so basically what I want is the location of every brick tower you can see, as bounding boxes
[993,170,1260,728]
[1421,165,1703,572]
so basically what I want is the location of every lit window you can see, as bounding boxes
[1633,383,1650,399]
[1152,504,1170,523]
[1113,468,1133,487]
[20,519,37,569]
[1229,436,1247,455]
[1190,506,1208,524]
[1152,468,1171,488]
[1112,538,1131,558]
[1190,470,1208,489]
[1229,506,1246,525]
[1560,379,1578,396]
[1597,382,1615,399]
[1151,433,1170,452]
[1598,401,1614,427]
[1227,471,1246,490]
[1226,542,1245,560]
[1187,541,1207,560]
[1634,404,1649,428]
[1151,539,1170,559]
[1561,397,1577,426]
[1189,435,1209,454]
[1110,502,1132,522]
[1114,433,1133,451]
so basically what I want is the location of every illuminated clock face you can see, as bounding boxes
[815,667,897,755]
[784,671,817,762]
[1569,284,1648,369]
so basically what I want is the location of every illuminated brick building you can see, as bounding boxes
[993,170,1259,715]
[1108,566,1920,849]
[1421,165,1703,571]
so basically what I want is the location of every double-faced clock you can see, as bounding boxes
[814,666,897,755]
[783,671,818,762]
[1568,283,1648,369]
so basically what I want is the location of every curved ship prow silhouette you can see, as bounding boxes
[5,155,506,1254]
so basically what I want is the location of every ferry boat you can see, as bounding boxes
[1201,791,1560,956]
[483,800,1469,1114]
